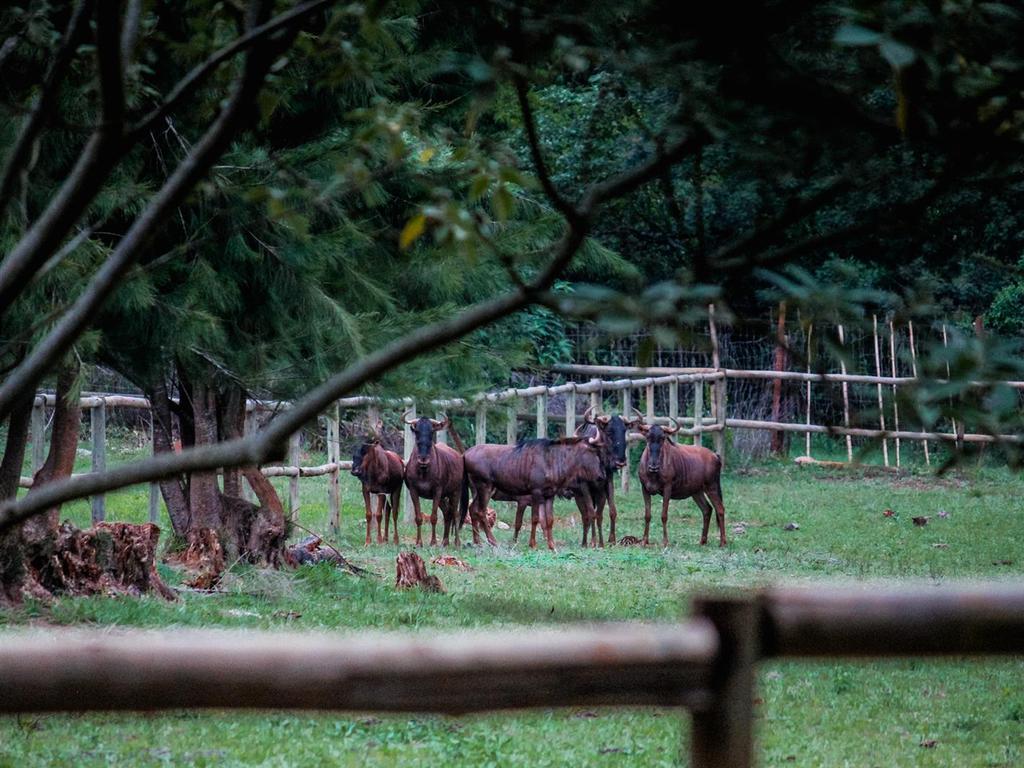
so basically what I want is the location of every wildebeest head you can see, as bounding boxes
[579,406,629,469]
[351,442,370,478]
[403,412,448,471]
[635,411,680,474]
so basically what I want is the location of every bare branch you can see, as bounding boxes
[0,0,94,216]
[0,131,705,532]
[120,0,143,64]
[126,0,335,142]
[0,1,280,422]
[513,74,580,225]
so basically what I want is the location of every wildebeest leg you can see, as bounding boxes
[528,500,541,549]
[409,488,423,547]
[429,495,440,546]
[389,489,401,545]
[660,494,671,548]
[543,498,557,551]
[641,488,653,546]
[576,496,589,548]
[513,500,528,544]
[471,485,497,546]
[693,493,714,546]
[382,495,391,543]
[706,483,728,547]
[375,495,385,544]
[363,487,374,546]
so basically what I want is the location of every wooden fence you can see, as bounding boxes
[1,584,1021,767]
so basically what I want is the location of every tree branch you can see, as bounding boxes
[0,0,279,422]
[125,0,334,143]
[0,131,704,533]
[0,0,94,216]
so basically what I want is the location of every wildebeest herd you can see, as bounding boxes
[351,407,728,551]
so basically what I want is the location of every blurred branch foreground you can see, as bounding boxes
[1,585,1022,768]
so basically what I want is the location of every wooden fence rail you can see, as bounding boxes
[1,585,1021,768]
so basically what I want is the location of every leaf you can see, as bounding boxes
[399,214,426,250]
[879,38,916,69]
[834,24,881,47]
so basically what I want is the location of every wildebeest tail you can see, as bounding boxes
[448,422,467,454]
[459,472,470,526]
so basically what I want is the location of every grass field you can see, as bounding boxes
[1,439,1023,766]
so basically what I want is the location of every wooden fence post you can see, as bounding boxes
[475,404,487,445]
[565,384,576,437]
[31,396,45,473]
[693,377,703,447]
[872,316,889,467]
[589,378,601,413]
[536,391,548,438]
[436,410,448,445]
[645,383,655,423]
[908,320,930,466]
[148,412,160,523]
[620,387,631,494]
[288,431,301,522]
[889,320,901,468]
[942,324,962,451]
[689,595,760,768]
[837,324,853,462]
[90,399,106,524]
[770,301,788,455]
[506,402,517,445]
[668,375,679,426]
[709,304,725,461]
[804,324,813,458]
[327,403,341,535]
[716,374,728,468]
[242,408,257,503]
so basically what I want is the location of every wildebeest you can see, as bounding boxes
[465,435,606,551]
[401,412,469,547]
[351,427,404,545]
[571,407,637,547]
[635,411,727,548]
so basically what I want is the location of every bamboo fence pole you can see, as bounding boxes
[804,324,813,458]
[837,324,853,462]
[889,320,901,468]
[31,396,45,472]
[475,404,487,446]
[565,384,577,437]
[536,391,548,438]
[942,324,962,450]
[872,316,889,467]
[436,410,448,445]
[709,304,725,459]
[590,378,601,413]
[404,401,416,522]
[288,431,301,521]
[908,320,929,466]
[620,387,631,493]
[506,403,517,445]
[693,376,703,447]
[668,375,679,425]
[646,383,655,423]
[327,403,341,534]
[90,399,106,524]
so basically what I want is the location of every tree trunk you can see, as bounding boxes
[218,383,245,498]
[188,378,224,531]
[149,376,190,537]
[0,392,33,602]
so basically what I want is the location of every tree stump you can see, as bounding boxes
[395,551,444,593]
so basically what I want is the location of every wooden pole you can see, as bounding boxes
[90,400,106,524]
[908,320,929,466]
[506,403,517,445]
[770,301,788,455]
[536,391,547,438]
[31,396,45,473]
[837,324,853,462]
[565,385,576,437]
[690,596,760,768]
[148,412,160,523]
[327,403,341,535]
[804,324,813,458]
[404,401,416,523]
[621,387,631,493]
[942,324,962,451]
[668,376,679,427]
[693,376,703,447]
[872,316,889,467]
[645,383,655,423]
[288,431,301,522]
[889,320,901,468]
[242,409,256,503]
[475,404,487,446]
[709,304,725,460]
[436,410,448,445]
[589,378,601,414]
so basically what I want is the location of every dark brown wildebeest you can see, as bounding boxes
[466,435,605,551]
[401,412,469,547]
[635,411,727,548]
[351,429,404,546]
[571,407,637,547]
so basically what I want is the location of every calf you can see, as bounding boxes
[351,430,404,545]
[466,436,605,551]
[636,414,727,548]
[402,413,469,547]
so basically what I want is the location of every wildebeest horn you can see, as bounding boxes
[662,416,681,435]
[402,409,418,426]
[631,407,646,423]
[582,405,597,424]
[430,414,449,430]
[596,414,611,425]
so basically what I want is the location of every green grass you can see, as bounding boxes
[2,442,1023,767]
